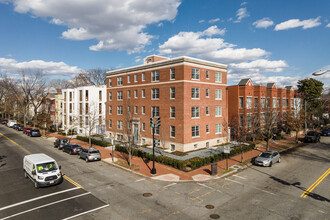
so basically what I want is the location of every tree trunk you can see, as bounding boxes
[129,150,132,168]
[89,135,92,148]
[266,139,270,151]
[295,130,298,143]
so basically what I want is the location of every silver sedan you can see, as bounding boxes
[254,150,280,167]
[79,148,101,162]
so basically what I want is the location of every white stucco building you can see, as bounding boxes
[62,85,107,136]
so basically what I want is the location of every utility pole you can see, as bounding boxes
[150,116,160,175]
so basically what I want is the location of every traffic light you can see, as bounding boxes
[150,117,153,127]
[153,139,160,147]
[156,117,161,127]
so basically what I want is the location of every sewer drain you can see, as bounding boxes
[210,214,220,219]
[143,193,152,197]
[205,205,214,209]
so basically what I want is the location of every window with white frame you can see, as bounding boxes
[117,91,123,100]
[254,97,258,108]
[239,114,244,126]
[261,97,266,108]
[142,72,145,81]
[134,74,138,82]
[133,90,137,98]
[192,126,200,137]
[191,68,200,80]
[127,75,131,83]
[109,79,112,87]
[206,106,209,115]
[247,97,252,109]
[151,70,159,81]
[117,106,123,115]
[170,68,175,80]
[170,87,175,99]
[127,90,131,98]
[239,97,244,109]
[151,88,159,99]
[215,123,222,134]
[206,124,209,133]
[277,98,280,108]
[109,106,112,115]
[117,134,123,140]
[127,106,131,114]
[170,126,175,138]
[109,120,112,128]
[191,107,200,118]
[194,144,198,149]
[215,72,222,83]
[117,120,123,130]
[109,92,112,101]
[142,89,145,98]
[215,106,222,117]
[142,106,145,114]
[117,77,123,85]
[206,70,209,79]
[152,106,159,117]
[170,107,175,118]
[170,144,175,151]
[142,123,145,131]
[215,89,222,100]
[134,106,138,114]
[191,88,200,99]
[206,88,209,98]
[282,98,286,107]
[273,97,276,108]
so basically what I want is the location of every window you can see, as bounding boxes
[194,144,198,149]
[69,103,72,113]
[191,68,200,80]
[99,103,102,114]
[85,90,89,101]
[191,88,200,99]
[191,107,200,118]
[117,134,123,140]
[117,120,123,130]
[170,107,175,118]
[99,116,102,124]
[215,72,222,83]
[247,97,252,109]
[206,88,209,98]
[99,91,102,101]
[239,114,244,126]
[69,92,72,101]
[247,114,252,127]
[152,106,159,117]
[206,124,209,133]
[109,120,112,128]
[117,106,123,115]
[273,97,276,108]
[134,106,138,114]
[215,89,222,100]
[215,106,222,117]
[286,99,289,107]
[127,90,131,98]
[151,88,159,99]
[170,87,175,99]
[109,106,112,115]
[109,92,112,101]
[282,98,286,107]
[254,97,258,108]
[79,90,82,101]
[192,126,200,137]
[117,91,123,100]
[117,77,123,86]
[85,103,89,114]
[261,113,265,124]
[206,142,209,148]
[134,74,138,82]
[127,106,131,113]
[170,126,175,138]
[85,116,88,125]
[79,116,82,127]
[142,123,145,131]
[109,79,112,87]
[206,106,209,115]
[239,97,244,109]
[215,123,222,134]
[142,72,145,81]
[261,97,266,108]
[142,138,146,144]
[64,92,67,101]
[140,89,145,98]
[206,70,209,79]
[79,103,82,114]
[277,98,280,108]
[127,75,131,83]
[152,70,159,81]
[171,144,175,151]
[170,68,175,80]
[134,90,138,98]
[142,106,145,114]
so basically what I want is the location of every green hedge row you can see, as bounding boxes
[76,136,110,147]
[115,144,255,170]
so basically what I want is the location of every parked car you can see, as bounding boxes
[28,129,41,137]
[7,120,17,127]
[54,138,70,150]
[304,131,320,143]
[254,150,281,167]
[23,127,32,135]
[17,125,24,131]
[63,144,83,155]
[321,127,330,136]
[1,119,8,125]
[12,123,20,130]
[79,148,101,162]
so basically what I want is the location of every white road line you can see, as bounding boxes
[135,178,146,182]
[233,175,247,180]
[163,183,177,188]
[1,192,91,220]
[225,178,244,185]
[226,178,276,196]
[0,187,80,211]
[197,183,222,193]
[63,204,110,220]
[318,210,325,214]
[261,190,276,196]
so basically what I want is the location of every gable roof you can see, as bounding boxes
[285,86,293,91]
[267,83,277,89]
[238,78,253,86]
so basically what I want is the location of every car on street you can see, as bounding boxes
[62,144,83,155]
[7,120,17,127]
[79,148,101,162]
[304,131,320,143]
[23,127,32,135]
[1,119,8,125]
[54,138,70,150]
[12,123,20,130]
[321,127,330,136]
[28,129,41,137]
[254,150,281,167]
[17,125,24,131]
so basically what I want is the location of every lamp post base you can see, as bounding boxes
[151,168,156,175]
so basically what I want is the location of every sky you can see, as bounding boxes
[0,0,329,88]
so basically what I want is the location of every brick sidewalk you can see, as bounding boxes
[47,133,302,181]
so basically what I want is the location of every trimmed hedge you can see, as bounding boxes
[115,144,255,171]
[76,136,110,147]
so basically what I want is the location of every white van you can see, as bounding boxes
[7,120,17,128]
[23,153,62,188]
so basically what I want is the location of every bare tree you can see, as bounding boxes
[260,100,278,150]
[285,100,304,143]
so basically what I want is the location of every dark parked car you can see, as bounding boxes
[63,144,82,155]
[17,125,24,131]
[23,127,32,135]
[321,128,330,136]
[28,129,41,137]
[54,138,70,150]
[79,148,101,162]
[304,131,320,143]
[1,119,8,125]
[13,124,20,130]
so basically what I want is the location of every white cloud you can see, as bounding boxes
[10,0,181,53]
[240,2,248,6]
[274,17,322,31]
[202,25,226,36]
[326,23,330,28]
[234,7,249,23]
[253,18,274,29]
[157,23,163,27]
[208,18,220,23]
[230,59,288,73]
[198,20,205,23]
[0,57,81,76]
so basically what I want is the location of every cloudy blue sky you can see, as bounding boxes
[0,0,329,88]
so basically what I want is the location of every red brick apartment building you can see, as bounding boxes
[106,55,228,152]
[228,78,295,136]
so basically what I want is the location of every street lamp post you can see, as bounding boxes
[150,117,160,175]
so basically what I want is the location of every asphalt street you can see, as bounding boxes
[0,124,329,219]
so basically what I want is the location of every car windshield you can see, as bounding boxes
[307,132,316,135]
[90,150,100,154]
[36,162,58,173]
[72,145,81,148]
[32,129,40,132]
[259,152,272,158]
[62,139,69,143]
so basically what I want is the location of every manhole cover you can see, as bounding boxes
[143,193,152,197]
[205,205,214,209]
[210,214,220,219]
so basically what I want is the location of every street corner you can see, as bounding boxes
[151,174,180,182]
